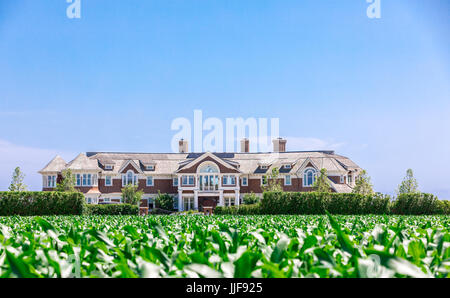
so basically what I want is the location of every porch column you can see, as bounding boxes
[178,190,183,211]
[194,190,199,210]
[235,190,240,206]
[218,190,224,206]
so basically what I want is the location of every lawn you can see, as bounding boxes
[0,215,448,278]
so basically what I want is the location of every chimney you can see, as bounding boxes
[273,137,287,153]
[240,138,250,153]
[179,139,188,153]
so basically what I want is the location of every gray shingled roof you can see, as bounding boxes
[39,155,67,173]
[44,151,360,176]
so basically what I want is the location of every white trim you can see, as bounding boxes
[284,175,292,186]
[182,175,195,186]
[241,177,248,186]
[176,152,241,173]
[122,170,138,187]
[303,167,317,187]
[146,176,154,187]
[118,160,143,174]
[105,175,112,186]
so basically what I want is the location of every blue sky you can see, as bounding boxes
[0,0,449,198]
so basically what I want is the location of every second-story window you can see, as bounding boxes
[182,175,194,186]
[47,175,56,188]
[241,177,248,186]
[76,174,81,186]
[122,171,138,186]
[285,175,292,186]
[261,175,268,186]
[82,174,92,186]
[223,175,236,185]
[173,177,179,186]
[105,176,112,186]
[146,176,154,186]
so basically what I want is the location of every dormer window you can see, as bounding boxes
[105,165,113,170]
[284,164,292,169]
[146,165,155,171]
[261,166,268,170]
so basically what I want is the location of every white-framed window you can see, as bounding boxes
[105,176,112,186]
[284,164,292,169]
[146,165,155,171]
[303,168,317,187]
[146,176,154,186]
[183,197,195,210]
[122,170,138,186]
[105,165,113,170]
[47,175,56,188]
[340,175,345,184]
[261,165,268,170]
[173,177,179,186]
[182,175,195,186]
[224,197,235,207]
[348,174,353,184]
[223,175,236,185]
[285,175,292,186]
[241,177,248,186]
[103,197,111,203]
[261,175,268,186]
[82,174,92,186]
[76,174,81,186]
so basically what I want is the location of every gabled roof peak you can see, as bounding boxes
[39,155,67,173]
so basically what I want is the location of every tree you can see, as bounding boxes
[243,192,260,205]
[56,169,77,192]
[8,167,27,191]
[313,168,331,193]
[261,167,282,192]
[155,191,175,211]
[352,170,374,195]
[121,184,144,206]
[397,169,419,195]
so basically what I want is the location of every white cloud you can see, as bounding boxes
[285,137,345,151]
[0,139,75,191]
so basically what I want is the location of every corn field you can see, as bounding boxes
[0,214,448,278]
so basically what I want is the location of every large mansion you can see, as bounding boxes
[39,138,362,211]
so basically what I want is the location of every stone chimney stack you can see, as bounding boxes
[272,137,287,153]
[240,138,250,153]
[179,139,188,153]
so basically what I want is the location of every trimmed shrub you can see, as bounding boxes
[259,192,391,215]
[0,191,86,216]
[86,204,139,215]
[215,203,261,215]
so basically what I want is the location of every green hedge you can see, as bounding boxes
[259,192,391,215]
[215,204,261,215]
[390,193,446,215]
[0,191,86,216]
[216,192,449,215]
[86,204,139,215]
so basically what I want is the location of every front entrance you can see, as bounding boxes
[198,197,219,211]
